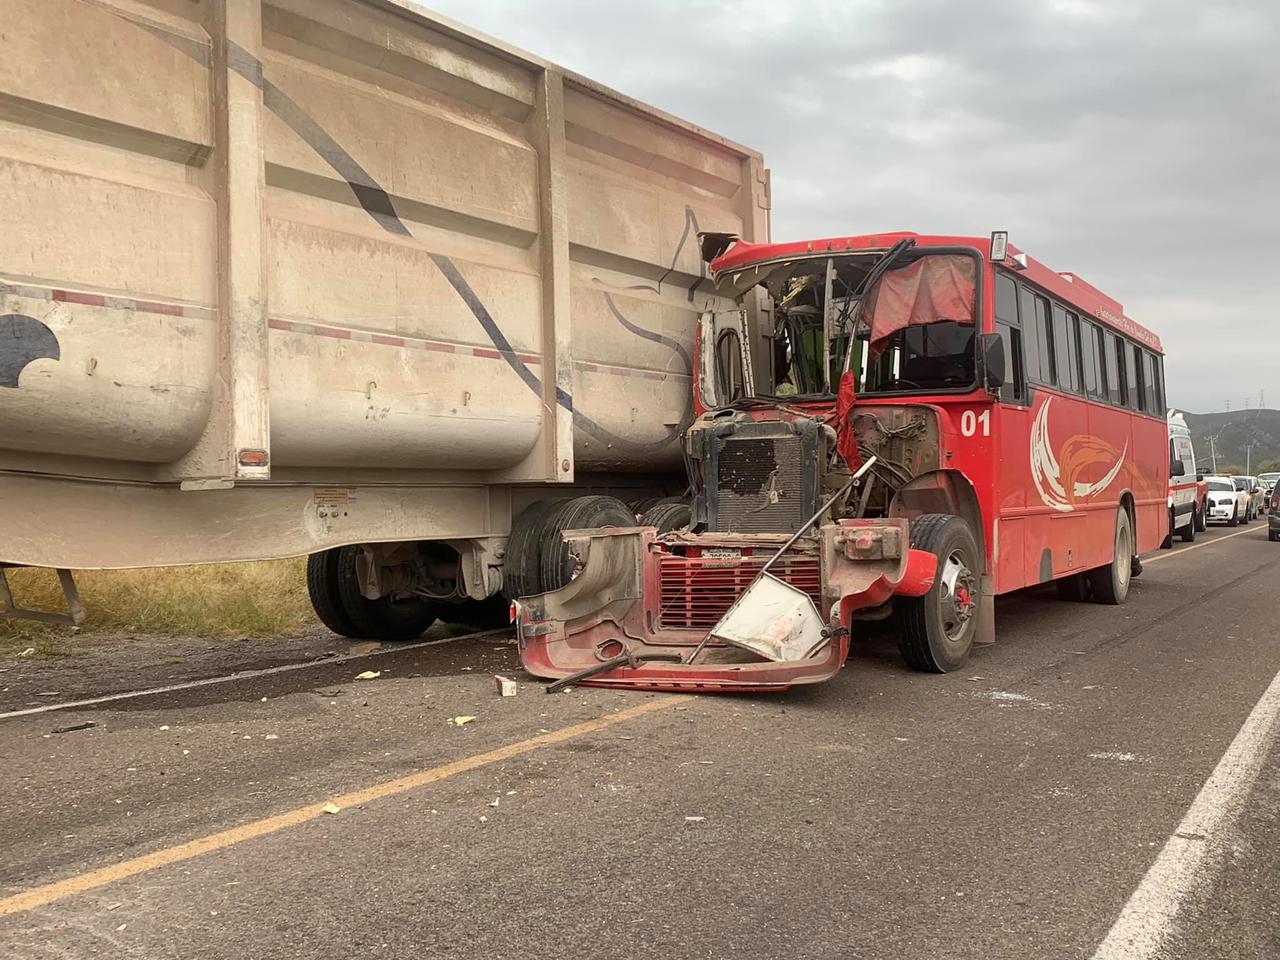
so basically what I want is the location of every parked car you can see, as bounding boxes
[1269,483,1280,542]
[1204,476,1249,526]
[1232,476,1265,521]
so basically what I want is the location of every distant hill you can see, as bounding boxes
[1179,409,1280,475]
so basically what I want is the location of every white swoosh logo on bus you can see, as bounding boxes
[1030,396,1126,512]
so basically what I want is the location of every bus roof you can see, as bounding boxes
[708,232,1162,353]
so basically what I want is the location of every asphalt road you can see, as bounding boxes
[1,524,1277,959]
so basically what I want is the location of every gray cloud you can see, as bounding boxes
[428,0,1279,412]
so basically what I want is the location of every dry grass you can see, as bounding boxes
[0,558,316,654]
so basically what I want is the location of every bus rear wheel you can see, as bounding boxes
[1088,508,1133,605]
[894,514,981,673]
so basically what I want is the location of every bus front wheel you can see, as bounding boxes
[895,514,981,673]
[1088,508,1134,605]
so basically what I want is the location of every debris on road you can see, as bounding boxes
[488,797,500,808]
[449,715,477,726]
[684,816,706,823]
[322,802,341,815]
[18,647,35,657]
[50,721,96,734]
[355,670,381,681]
[494,675,518,697]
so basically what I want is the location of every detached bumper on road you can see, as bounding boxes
[515,521,936,693]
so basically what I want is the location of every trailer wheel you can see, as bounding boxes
[894,514,981,673]
[503,500,559,601]
[1088,508,1133,605]
[335,546,439,641]
[306,548,360,638]
[639,500,691,535]
[1193,504,1206,532]
[539,496,636,593]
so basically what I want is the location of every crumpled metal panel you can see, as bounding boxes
[709,574,828,662]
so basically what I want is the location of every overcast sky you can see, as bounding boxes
[428,0,1277,414]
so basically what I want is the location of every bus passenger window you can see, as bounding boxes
[996,320,1025,403]
[1132,344,1148,411]
[1105,333,1122,405]
[1152,354,1166,412]
[1052,306,1079,393]
[1123,341,1139,409]
[1141,350,1158,413]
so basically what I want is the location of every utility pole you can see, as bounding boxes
[1246,441,1256,475]
[1208,434,1220,474]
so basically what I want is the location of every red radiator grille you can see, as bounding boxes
[656,553,822,630]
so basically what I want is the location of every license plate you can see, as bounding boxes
[703,548,740,559]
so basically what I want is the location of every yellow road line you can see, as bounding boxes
[0,697,677,919]
[1144,526,1261,565]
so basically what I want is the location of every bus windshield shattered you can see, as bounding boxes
[738,246,980,401]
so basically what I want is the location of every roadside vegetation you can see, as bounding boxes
[0,559,316,656]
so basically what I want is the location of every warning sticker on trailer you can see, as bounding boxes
[312,487,351,507]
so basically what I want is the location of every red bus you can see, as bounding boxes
[516,231,1169,690]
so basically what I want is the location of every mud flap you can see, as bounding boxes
[975,575,996,646]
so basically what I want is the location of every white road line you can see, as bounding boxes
[0,628,512,721]
[1091,666,1280,959]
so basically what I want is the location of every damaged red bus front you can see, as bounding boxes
[517,231,1164,691]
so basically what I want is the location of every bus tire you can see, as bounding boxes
[538,496,637,593]
[1227,506,1239,528]
[1088,508,1134,605]
[1180,512,1195,542]
[1194,504,1206,532]
[639,500,692,535]
[335,546,439,641]
[307,548,360,637]
[894,514,980,673]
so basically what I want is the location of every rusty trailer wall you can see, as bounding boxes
[0,0,768,568]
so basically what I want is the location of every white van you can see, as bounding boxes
[1166,411,1203,543]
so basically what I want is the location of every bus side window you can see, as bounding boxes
[1152,353,1166,412]
[996,321,1025,403]
[1141,350,1158,413]
[1132,344,1147,411]
[1104,333,1122,405]
[1079,319,1100,398]
[1123,341,1139,409]
[715,328,746,402]
[1053,306,1079,394]
[997,273,1035,384]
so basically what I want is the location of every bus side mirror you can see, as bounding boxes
[1170,461,1186,478]
[979,333,1006,390]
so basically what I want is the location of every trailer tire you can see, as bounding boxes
[503,500,559,601]
[539,496,636,593]
[894,514,981,673]
[335,546,439,641]
[639,500,691,535]
[1087,508,1133,605]
[307,548,360,638]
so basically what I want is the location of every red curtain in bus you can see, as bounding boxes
[864,255,976,347]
